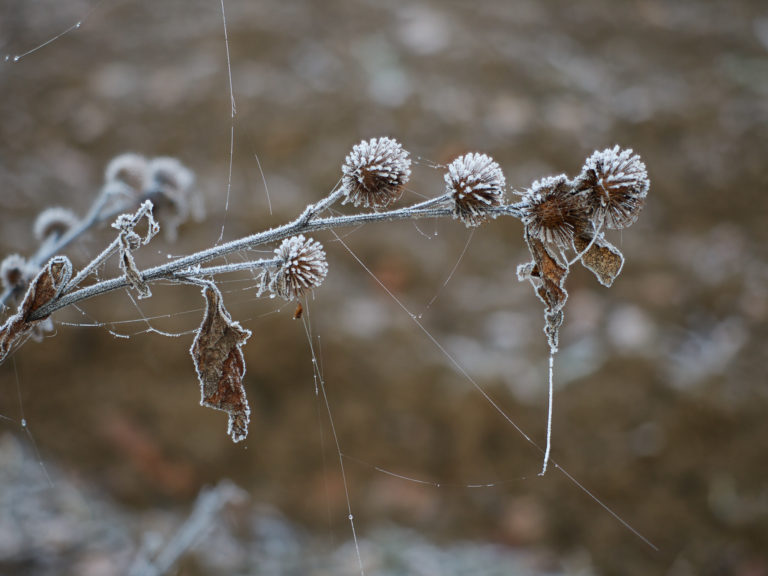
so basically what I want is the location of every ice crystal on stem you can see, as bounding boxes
[341,137,411,209]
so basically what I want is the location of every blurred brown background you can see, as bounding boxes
[1,0,768,575]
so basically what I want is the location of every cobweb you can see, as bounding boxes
[0,2,657,574]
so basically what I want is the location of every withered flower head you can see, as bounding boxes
[105,153,148,194]
[270,235,328,301]
[341,137,411,209]
[1,254,35,292]
[578,146,649,230]
[146,157,195,195]
[33,207,79,242]
[144,157,199,241]
[519,174,588,249]
[444,152,506,227]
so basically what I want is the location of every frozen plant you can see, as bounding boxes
[0,139,648,468]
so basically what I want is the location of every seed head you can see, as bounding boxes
[1,254,36,293]
[519,175,588,249]
[144,157,198,241]
[444,153,506,227]
[105,153,148,194]
[33,207,79,242]
[269,235,328,301]
[146,157,195,195]
[341,137,411,209]
[577,146,649,230]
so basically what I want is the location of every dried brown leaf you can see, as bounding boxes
[524,233,569,313]
[190,284,252,443]
[518,233,569,352]
[0,256,72,364]
[574,233,624,287]
[113,200,159,299]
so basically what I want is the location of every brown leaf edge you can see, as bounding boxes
[574,232,625,287]
[190,283,252,443]
[0,256,72,364]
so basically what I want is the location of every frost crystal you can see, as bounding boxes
[578,145,649,229]
[33,207,79,242]
[444,153,506,227]
[520,174,588,249]
[267,235,328,301]
[341,137,411,209]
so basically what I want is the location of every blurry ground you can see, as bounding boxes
[1,0,768,575]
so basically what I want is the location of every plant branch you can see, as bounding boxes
[27,195,526,321]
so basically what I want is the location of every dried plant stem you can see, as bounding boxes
[28,193,525,321]
[540,351,555,476]
[0,189,136,309]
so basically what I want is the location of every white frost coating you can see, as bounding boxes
[582,145,649,229]
[341,137,411,208]
[444,153,505,226]
[265,235,329,301]
[520,174,580,248]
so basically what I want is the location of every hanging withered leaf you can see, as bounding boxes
[518,233,569,314]
[517,233,569,352]
[0,256,72,364]
[574,232,625,287]
[190,283,252,443]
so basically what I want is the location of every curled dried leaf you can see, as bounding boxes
[0,256,72,364]
[574,233,625,287]
[113,201,159,299]
[190,284,252,443]
[518,234,569,352]
[522,234,569,314]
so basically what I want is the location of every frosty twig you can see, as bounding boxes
[0,137,649,465]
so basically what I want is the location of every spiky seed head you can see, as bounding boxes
[577,146,649,230]
[105,153,148,193]
[143,157,197,241]
[341,137,411,209]
[146,157,195,195]
[33,207,79,242]
[270,235,328,301]
[520,175,589,249]
[444,152,506,227]
[1,254,31,291]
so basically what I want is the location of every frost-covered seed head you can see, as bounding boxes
[444,153,506,227]
[520,175,588,248]
[341,137,411,209]
[143,157,197,241]
[33,207,79,242]
[146,157,195,195]
[105,153,148,193]
[578,146,649,230]
[0,254,36,292]
[271,235,328,301]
